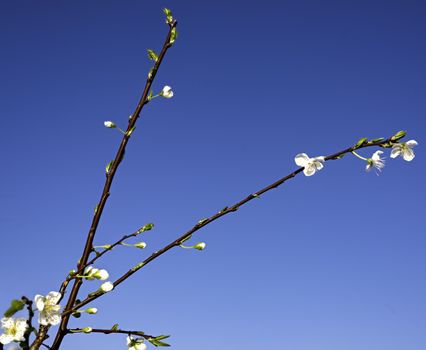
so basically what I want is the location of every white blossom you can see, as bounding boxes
[160,86,174,98]
[366,150,385,173]
[294,153,325,176]
[34,292,62,326]
[104,121,116,128]
[0,317,28,345]
[390,140,418,161]
[127,336,147,350]
[100,282,114,293]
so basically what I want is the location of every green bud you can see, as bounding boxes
[105,160,114,175]
[391,130,407,141]
[170,27,178,44]
[72,312,81,318]
[137,223,154,234]
[127,126,136,136]
[194,242,206,250]
[198,218,209,225]
[86,308,98,315]
[134,242,147,249]
[82,327,93,333]
[147,49,158,62]
[354,137,368,149]
[69,269,77,276]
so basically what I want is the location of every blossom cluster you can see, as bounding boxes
[295,139,417,176]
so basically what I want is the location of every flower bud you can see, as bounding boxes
[100,282,114,293]
[194,242,206,250]
[104,121,116,128]
[160,86,173,98]
[134,242,147,249]
[93,269,109,281]
[85,308,98,315]
[82,327,93,333]
[391,130,406,141]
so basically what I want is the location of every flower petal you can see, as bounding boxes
[406,140,418,148]
[34,295,45,311]
[0,333,13,345]
[46,291,61,305]
[295,153,310,167]
[303,165,316,176]
[390,148,401,158]
[402,148,415,161]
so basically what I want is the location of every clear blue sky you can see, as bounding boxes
[0,1,425,350]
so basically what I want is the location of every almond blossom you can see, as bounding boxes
[127,335,147,350]
[294,153,325,176]
[34,292,62,326]
[0,317,28,345]
[390,140,418,161]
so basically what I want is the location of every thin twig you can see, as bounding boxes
[66,136,397,313]
[68,328,154,340]
[22,296,34,350]
[58,227,149,296]
[45,20,178,350]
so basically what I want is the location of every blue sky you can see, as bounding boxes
[0,1,425,350]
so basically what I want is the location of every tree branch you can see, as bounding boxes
[45,20,178,350]
[68,328,154,340]
[66,135,399,313]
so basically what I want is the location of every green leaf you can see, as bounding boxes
[180,235,192,243]
[170,27,178,44]
[147,49,159,62]
[354,137,368,148]
[127,126,136,136]
[198,218,208,225]
[370,137,385,143]
[391,130,406,141]
[149,338,171,347]
[111,324,119,331]
[4,299,25,317]
[105,160,114,174]
[154,335,170,341]
[163,8,172,17]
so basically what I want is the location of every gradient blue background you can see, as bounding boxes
[0,1,425,349]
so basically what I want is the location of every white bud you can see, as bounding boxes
[104,121,116,128]
[160,86,174,98]
[82,327,93,333]
[93,269,109,281]
[100,282,114,293]
[134,242,147,249]
[85,308,98,314]
[194,242,206,250]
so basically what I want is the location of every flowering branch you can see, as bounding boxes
[21,297,34,349]
[66,133,407,313]
[67,328,153,339]
[38,16,178,350]
[58,224,153,296]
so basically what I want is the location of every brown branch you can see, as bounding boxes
[66,136,398,313]
[68,328,154,340]
[58,225,152,296]
[46,20,178,350]
[21,296,34,349]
